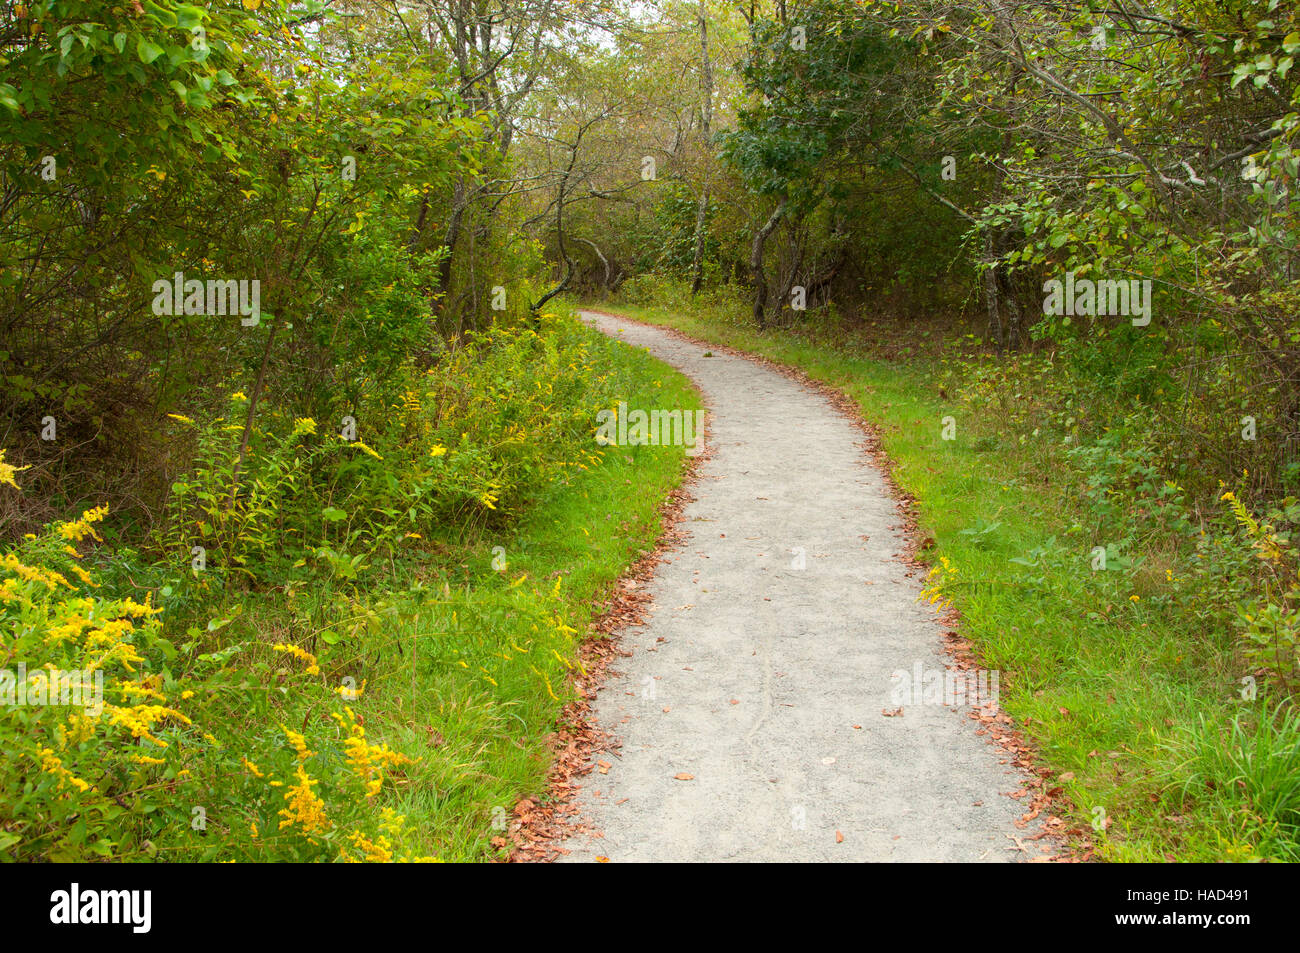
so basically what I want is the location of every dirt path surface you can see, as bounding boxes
[560,310,1044,862]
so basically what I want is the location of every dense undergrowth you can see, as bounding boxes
[601,277,1300,862]
[1,308,699,861]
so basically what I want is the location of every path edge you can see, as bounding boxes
[574,306,1086,863]
[506,314,713,862]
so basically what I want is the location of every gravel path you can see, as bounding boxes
[561,310,1037,862]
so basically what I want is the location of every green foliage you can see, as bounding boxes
[1,307,701,860]
[0,0,490,535]
[1162,702,1300,862]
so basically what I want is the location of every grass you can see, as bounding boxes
[206,315,702,858]
[363,394,699,859]
[591,289,1299,862]
[2,312,702,863]
[259,319,702,860]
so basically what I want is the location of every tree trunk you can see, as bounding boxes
[983,231,1004,351]
[750,197,786,329]
[435,180,468,307]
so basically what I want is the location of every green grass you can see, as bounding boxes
[218,318,701,861]
[592,293,1299,862]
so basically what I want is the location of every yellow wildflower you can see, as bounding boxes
[281,724,314,761]
[104,703,190,746]
[346,830,394,863]
[272,642,321,676]
[334,707,412,797]
[0,448,28,489]
[278,764,329,834]
[37,746,90,793]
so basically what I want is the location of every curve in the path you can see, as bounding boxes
[562,310,1041,862]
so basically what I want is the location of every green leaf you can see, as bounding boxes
[114,31,127,53]
[176,5,207,30]
[137,39,165,65]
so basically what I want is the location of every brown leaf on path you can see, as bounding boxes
[597,761,611,775]
[881,707,903,717]
[835,831,844,844]
[504,448,706,862]
[673,772,694,781]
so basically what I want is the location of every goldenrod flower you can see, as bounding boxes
[0,449,29,490]
[280,724,314,762]
[272,642,321,676]
[55,505,109,543]
[278,764,329,834]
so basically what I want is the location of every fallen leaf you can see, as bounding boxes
[673,772,694,781]
[835,831,844,844]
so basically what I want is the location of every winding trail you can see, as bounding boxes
[562,310,1041,862]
